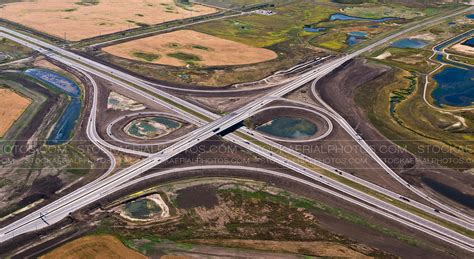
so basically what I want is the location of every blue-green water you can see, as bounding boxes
[392,38,428,49]
[304,27,327,33]
[24,68,82,145]
[124,199,161,219]
[347,31,367,46]
[329,13,397,22]
[466,14,474,19]
[462,38,474,47]
[127,116,181,138]
[431,67,474,107]
[257,117,317,139]
[434,30,474,51]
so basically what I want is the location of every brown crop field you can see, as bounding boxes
[0,88,31,137]
[103,29,278,66]
[0,0,216,41]
[40,235,146,259]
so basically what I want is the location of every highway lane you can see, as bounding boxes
[139,57,330,94]
[87,11,248,49]
[243,105,333,143]
[83,71,117,181]
[1,4,472,221]
[105,111,188,147]
[101,89,471,229]
[240,99,472,229]
[217,135,474,251]
[109,165,473,250]
[0,6,473,248]
[83,72,152,157]
[310,79,474,223]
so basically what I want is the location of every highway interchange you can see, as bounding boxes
[0,5,473,252]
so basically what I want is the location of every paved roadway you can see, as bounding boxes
[0,6,473,250]
[310,78,473,223]
[248,98,472,228]
[106,111,188,148]
[103,85,472,231]
[108,165,473,250]
[87,11,248,49]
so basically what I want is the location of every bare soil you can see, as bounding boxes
[176,184,218,209]
[449,42,474,57]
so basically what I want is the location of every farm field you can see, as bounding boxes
[0,0,217,41]
[0,88,30,137]
[98,0,335,86]
[40,235,146,259]
[98,0,461,87]
[103,30,277,66]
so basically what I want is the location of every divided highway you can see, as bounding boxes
[0,5,472,251]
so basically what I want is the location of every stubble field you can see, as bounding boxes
[0,88,31,137]
[103,29,278,66]
[39,235,146,259]
[0,0,217,41]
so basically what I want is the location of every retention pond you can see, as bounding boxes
[256,116,317,139]
[24,68,81,145]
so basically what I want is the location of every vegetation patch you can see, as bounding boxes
[167,52,201,62]
[132,51,160,62]
[88,180,432,258]
[62,8,77,12]
[0,38,33,64]
[355,69,474,169]
[192,1,338,47]
[75,0,100,6]
[191,44,209,50]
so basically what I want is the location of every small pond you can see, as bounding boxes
[24,68,82,145]
[25,68,80,97]
[256,116,317,139]
[126,116,181,139]
[466,14,474,19]
[391,38,429,49]
[462,37,474,47]
[431,67,474,107]
[124,199,162,219]
[329,13,397,22]
[347,31,367,46]
[304,27,327,33]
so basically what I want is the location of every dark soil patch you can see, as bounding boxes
[176,184,218,209]
[314,58,474,210]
